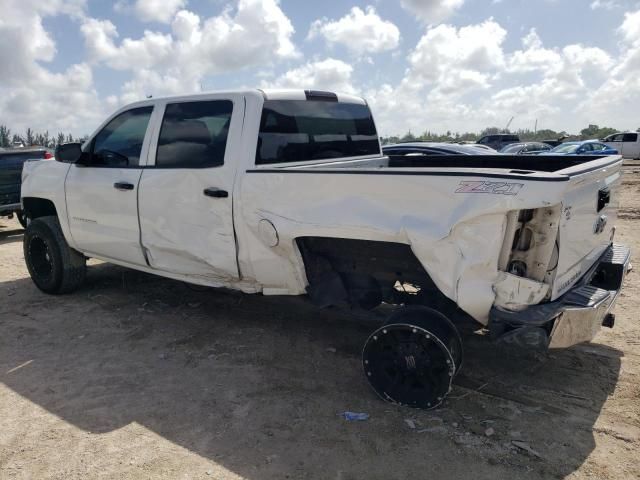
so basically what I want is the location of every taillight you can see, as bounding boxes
[43,151,53,160]
[498,205,562,282]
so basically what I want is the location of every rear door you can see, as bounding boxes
[65,105,155,265]
[138,95,242,280]
[622,133,639,158]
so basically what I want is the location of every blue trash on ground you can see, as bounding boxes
[340,411,369,421]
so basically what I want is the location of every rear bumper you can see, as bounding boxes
[490,243,631,349]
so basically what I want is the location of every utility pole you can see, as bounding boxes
[505,116,514,132]
[534,119,538,135]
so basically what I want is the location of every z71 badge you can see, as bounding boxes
[455,181,524,196]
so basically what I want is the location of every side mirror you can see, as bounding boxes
[55,142,84,163]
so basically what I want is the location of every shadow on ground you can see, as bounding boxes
[0,223,23,246]
[0,263,622,479]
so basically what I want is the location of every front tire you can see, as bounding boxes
[23,216,86,294]
[16,210,29,229]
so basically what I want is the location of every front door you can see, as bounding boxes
[137,95,243,281]
[605,133,623,155]
[65,105,155,266]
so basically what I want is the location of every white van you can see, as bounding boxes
[603,132,640,159]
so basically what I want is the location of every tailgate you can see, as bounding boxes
[551,156,623,300]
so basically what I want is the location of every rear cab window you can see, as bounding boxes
[156,100,233,168]
[623,133,638,142]
[255,99,380,165]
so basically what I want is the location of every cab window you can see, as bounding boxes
[156,100,233,168]
[90,107,153,167]
[623,133,638,142]
[256,100,379,165]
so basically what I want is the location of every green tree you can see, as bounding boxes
[579,124,618,140]
[399,131,417,143]
[480,127,502,136]
[0,125,11,148]
[25,128,35,146]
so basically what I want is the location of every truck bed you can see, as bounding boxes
[266,153,619,175]
[242,153,623,323]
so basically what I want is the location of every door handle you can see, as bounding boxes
[114,182,134,191]
[203,187,229,198]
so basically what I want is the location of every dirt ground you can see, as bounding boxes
[1,168,639,480]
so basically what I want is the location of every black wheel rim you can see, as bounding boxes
[363,324,455,409]
[29,235,53,280]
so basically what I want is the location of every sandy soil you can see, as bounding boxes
[1,168,639,480]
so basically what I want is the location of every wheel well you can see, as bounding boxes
[22,197,58,220]
[296,237,456,312]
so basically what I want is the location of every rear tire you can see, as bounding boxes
[23,216,86,294]
[362,306,463,409]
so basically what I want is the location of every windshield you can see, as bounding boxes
[551,143,580,154]
[500,144,523,153]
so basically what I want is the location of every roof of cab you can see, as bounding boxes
[126,89,366,107]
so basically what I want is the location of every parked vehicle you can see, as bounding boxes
[602,132,640,159]
[541,141,618,156]
[20,89,630,409]
[383,142,496,156]
[1,147,53,227]
[499,142,552,155]
[476,133,520,150]
[468,143,496,152]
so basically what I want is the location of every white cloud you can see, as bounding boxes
[400,0,464,23]
[308,6,400,55]
[0,0,104,134]
[406,20,506,94]
[263,58,355,93]
[1,0,639,139]
[590,0,618,10]
[366,18,619,136]
[579,9,640,128]
[135,0,187,23]
[82,0,298,103]
[619,9,640,44]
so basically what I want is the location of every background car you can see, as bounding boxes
[476,134,520,150]
[499,142,552,155]
[0,146,53,227]
[541,141,618,156]
[466,143,496,152]
[383,142,497,156]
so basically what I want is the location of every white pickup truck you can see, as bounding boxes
[20,89,630,409]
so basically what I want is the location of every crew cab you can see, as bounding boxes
[20,89,630,409]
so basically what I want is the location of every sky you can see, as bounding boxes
[1,0,639,137]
